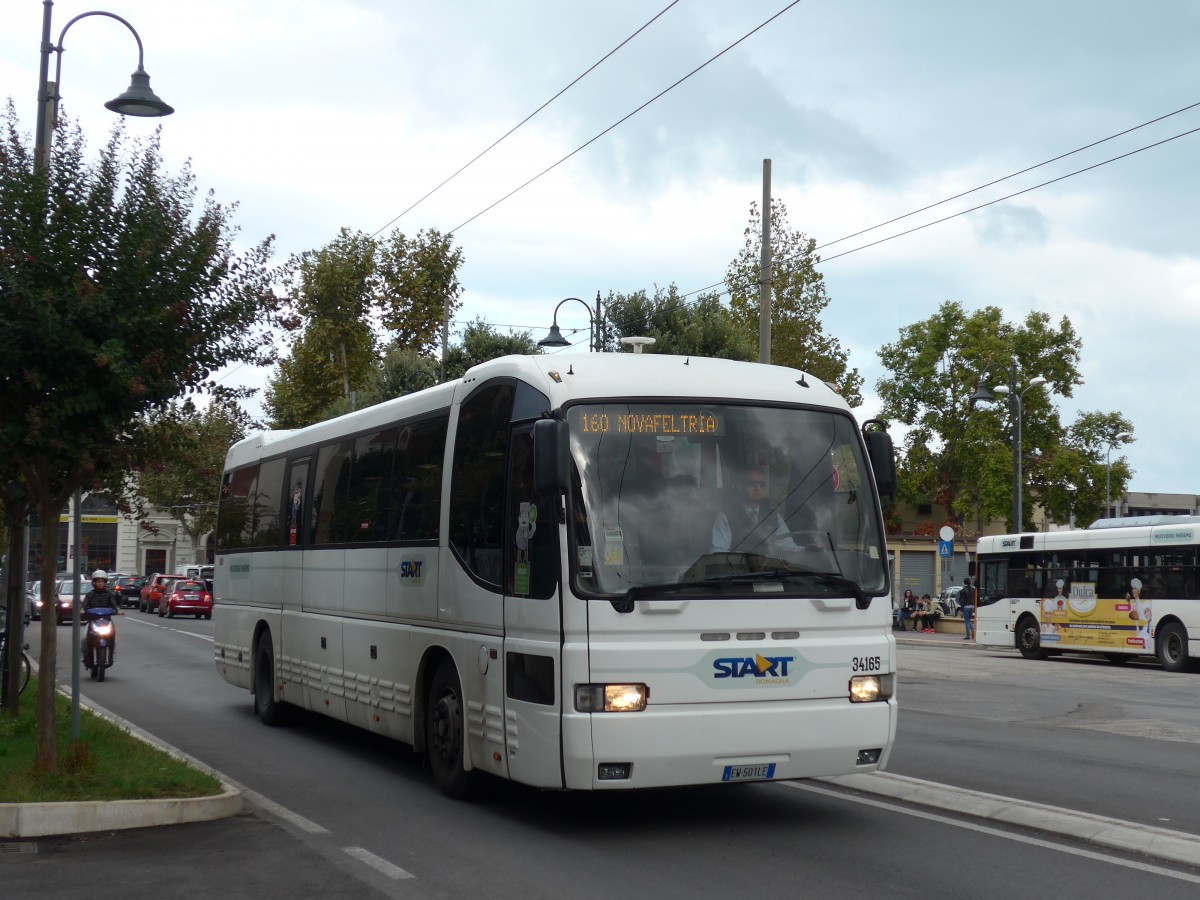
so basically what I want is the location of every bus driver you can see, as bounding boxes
[711,465,798,555]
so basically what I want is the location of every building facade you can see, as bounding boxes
[26,494,208,578]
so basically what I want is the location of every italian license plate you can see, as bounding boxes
[722,763,776,782]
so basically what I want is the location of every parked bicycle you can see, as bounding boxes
[0,631,32,698]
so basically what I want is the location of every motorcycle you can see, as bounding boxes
[84,606,117,682]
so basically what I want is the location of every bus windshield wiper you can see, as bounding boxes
[610,568,870,614]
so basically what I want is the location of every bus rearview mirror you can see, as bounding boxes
[533,419,570,495]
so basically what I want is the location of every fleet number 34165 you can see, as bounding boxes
[851,656,881,672]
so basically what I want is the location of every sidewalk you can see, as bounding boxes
[893,625,978,646]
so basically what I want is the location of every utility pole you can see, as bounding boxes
[757,159,772,365]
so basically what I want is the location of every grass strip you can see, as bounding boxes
[0,675,224,803]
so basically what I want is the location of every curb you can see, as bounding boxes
[0,786,242,838]
[0,688,243,839]
[820,771,1200,870]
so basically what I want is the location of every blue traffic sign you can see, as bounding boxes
[938,540,953,557]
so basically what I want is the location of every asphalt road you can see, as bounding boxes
[6,615,1200,899]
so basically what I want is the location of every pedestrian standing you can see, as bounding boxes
[960,576,976,640]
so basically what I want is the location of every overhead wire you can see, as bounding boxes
[447,0,806,234]
[370,0,683,238]
[669,103,1200,303]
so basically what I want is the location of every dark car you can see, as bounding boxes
[158,579,213,619]
[113,575,148,609]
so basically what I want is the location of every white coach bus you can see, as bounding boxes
[214,353,899,796]
[975,516,1200,672]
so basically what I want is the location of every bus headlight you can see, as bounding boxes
[574,683,648,712]
[849,673,894,703]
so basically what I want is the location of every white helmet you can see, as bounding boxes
[91,569,108,581]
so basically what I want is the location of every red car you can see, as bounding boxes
[158,579,213,619]
[140,574,182,613]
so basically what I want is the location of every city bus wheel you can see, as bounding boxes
[1156,623,1191,673]
[1016,616,1047,660]
[426,660,477,799]
[254,634,287,725]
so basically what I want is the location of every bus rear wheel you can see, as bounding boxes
[1016,616,1047,660]
[426,660,477,799]
[1156,623,1191,673]
[254,633,288,725]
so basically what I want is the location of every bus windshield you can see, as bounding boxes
[566,402,888,598]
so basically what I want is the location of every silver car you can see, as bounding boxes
[939,585,963,617]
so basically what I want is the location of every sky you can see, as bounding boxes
[2,0,1198,497]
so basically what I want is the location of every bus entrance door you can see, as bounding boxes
[501,428,563,788]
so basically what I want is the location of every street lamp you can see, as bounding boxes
[35,3,174,169]
[1105,432,1133,519]
[969,358,1047,532]
[32,0,172,741]
[538,293,603,352]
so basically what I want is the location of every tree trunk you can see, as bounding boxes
[34,501,62,772]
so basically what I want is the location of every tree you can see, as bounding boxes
[874,301,1131,531]
[726,200,863,404]
[0,104,281,769]
[132,390,251,563]
[266,227,465,428]
[265,316,376,428]
[444,318,541,380]
[602,286,756,360]
[376,228,464,355]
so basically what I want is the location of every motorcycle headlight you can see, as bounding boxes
[92,623,115,637]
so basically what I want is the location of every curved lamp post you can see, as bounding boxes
[1105,431,1133,519]
[35,3,174,169]
[538,293,603,352]
[969,358,1047,532]
[32,0,172,741]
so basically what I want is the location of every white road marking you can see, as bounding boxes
[787,781,1200,884]
[343,846,415,880]
[123,616,214,642]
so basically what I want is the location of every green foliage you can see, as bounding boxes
[444,318,541,380]
[265,316,377,428]
[0,676,223,802]
[875,301,1132,530]
[132,389,250,559]
[266,226,464,428]
[377,228,464,355]
[725,200,863,404]
[0,102,281,770]
[602,286,755,360]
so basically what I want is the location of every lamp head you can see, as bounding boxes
[537,324,571,348]
[968,383,997,406]
[1115,431,1133,444]
[992,384,1011,396]
[105,68,174,117]
[1028,375,1048,388]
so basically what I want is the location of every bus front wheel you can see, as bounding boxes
[426,660,477,799]
[1156,623,1191,673]
[1016,616,1047,660]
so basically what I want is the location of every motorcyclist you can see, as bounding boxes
[83,569,121,613]
[81,570,122,662]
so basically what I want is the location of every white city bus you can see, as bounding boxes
[213,353,899,796]
[975,516,1200,672]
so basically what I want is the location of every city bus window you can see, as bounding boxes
[253,457,286,547]
[311,441,354,544]
[389,414,448,542]
[345,427,398,543]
